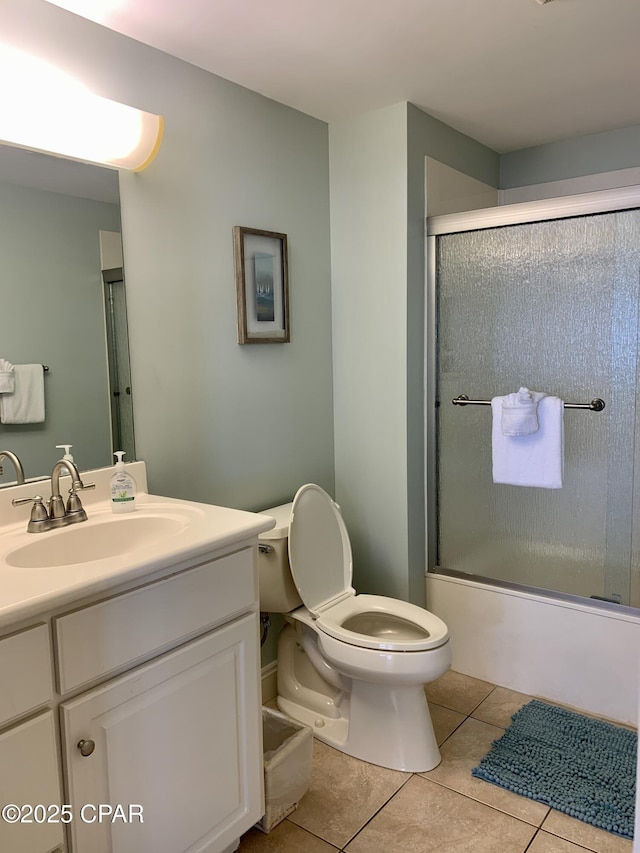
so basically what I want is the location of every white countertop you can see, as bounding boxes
[0,463,275,629]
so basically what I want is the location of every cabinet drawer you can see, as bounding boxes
[55,547,256,694]
[0,624,52,728]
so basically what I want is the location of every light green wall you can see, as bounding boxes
[501,124,640,188]
[329,103,499,605]
[0,181,118,482]
[118,66,335,512]
[330,103,411,599]
[10,0,335,514]
[407,104,500,189]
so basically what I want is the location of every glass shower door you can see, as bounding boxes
[435,209,640,606]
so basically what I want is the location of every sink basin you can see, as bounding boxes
[6,513,189,569]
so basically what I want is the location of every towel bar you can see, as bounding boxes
[452,394,605,411]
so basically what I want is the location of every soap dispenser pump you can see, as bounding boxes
[110,451,137,513]
[56,445,73,463]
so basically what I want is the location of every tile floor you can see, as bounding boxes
[239,671,634,853]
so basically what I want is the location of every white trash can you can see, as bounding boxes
[256,706,313,833]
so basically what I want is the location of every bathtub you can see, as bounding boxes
[427,571,639,725]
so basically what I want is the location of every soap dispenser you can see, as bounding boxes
[110,451,137,513]
[56,445,74,463]
[55,445,74,481]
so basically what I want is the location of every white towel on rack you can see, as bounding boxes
[0,358,14,393]
[491,394,564,488]
[501,387,546,435]
[0,364,45,423]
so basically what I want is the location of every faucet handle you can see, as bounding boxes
[11,495,52,533]
[65,490,88,524]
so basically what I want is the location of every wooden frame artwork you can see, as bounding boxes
[233,226,290,344]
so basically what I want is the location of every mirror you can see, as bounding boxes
[0,145,135,486]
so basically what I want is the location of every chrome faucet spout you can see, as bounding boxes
[48,460,94,527]
[50,459,83,498]
[0,450,25,484]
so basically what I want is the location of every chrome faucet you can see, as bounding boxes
[48,459,95,528]
[0,450,25,485]
[12,459,95,533]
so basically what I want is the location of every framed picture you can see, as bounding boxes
[233,226,290,344]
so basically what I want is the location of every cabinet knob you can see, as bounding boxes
[77,739,95,757]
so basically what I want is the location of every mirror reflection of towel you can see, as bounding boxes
[0,358,14,393]
[0,364,45,423]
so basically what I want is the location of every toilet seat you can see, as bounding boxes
[289,484,449,653]
[315,594,448,652]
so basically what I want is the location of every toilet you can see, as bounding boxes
[258,483,451,772]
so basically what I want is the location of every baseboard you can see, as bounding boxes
[261,661,278,704]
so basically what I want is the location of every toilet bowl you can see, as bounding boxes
[258,484,451,772]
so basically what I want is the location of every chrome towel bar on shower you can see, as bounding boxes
[451,394,606,411]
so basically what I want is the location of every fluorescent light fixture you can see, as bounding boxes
[0,43,163,171]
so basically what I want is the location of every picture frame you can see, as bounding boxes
[233,226,290,344]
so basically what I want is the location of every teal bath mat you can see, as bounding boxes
[472,700,637,839]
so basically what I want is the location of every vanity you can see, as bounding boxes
[0,462,275,853]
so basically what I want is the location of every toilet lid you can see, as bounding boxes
[288,484,354,616]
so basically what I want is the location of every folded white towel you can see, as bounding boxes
[0,358,15,394]
[0,364,45,424]
[501,387,546,436]
[492,394,564,488]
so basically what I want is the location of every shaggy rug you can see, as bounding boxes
[472,699,636,839]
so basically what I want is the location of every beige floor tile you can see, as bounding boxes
[424,669,495,715]
[429,701,465,745]
[239,819,339,852]
[345,775,536,853]
[287,740,410,848]
[527,831,592,852]
[542,811,633,853]
[471,686,533,728]
[421,717,550,826]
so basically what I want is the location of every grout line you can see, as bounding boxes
[423,768,551,831]
[339,773,416,849]
[427,682,497,718]
[430,709,468,747]
[282,817,341,850]
[467,684,498,715]
[424,700,555,833]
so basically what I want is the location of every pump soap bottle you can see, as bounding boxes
[110,451,137,513]
[56,445,74,463]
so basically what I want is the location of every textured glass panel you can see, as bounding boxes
[104,278,135,461]
[436,210,640,606]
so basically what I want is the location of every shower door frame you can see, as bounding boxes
[425,183,640,603]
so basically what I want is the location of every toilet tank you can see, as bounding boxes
[258,502,303,613]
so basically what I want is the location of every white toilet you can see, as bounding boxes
[258,483,451,772]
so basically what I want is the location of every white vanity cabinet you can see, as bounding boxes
[0,536,266,853]
[62,614,260,853]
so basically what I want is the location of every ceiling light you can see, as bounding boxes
[0,44,163,171]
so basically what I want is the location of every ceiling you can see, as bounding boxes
[41,0,640,153]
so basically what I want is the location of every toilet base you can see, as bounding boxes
[276,626,442,772]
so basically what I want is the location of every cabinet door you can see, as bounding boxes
[0,711,64,853]
[62,614,262,853]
